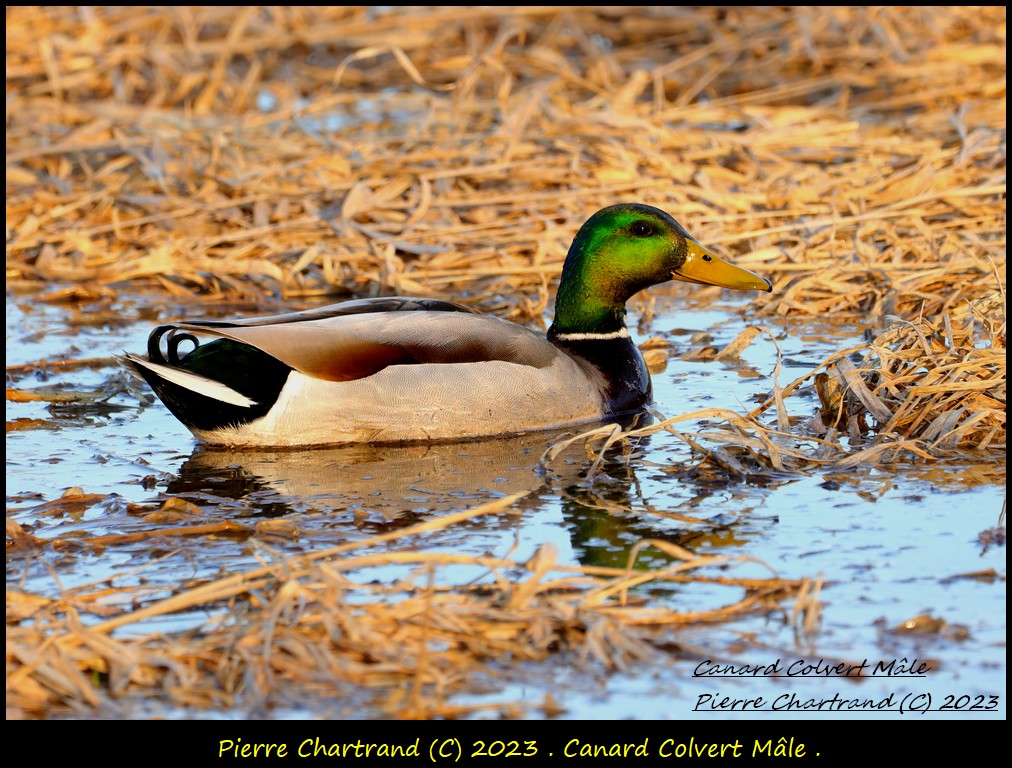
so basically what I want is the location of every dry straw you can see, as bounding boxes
[8,493,811,717]
[6,7,1004,316]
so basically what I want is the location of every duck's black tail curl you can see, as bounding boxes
[125,327,292,434]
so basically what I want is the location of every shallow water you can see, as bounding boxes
[5,287,1006,720]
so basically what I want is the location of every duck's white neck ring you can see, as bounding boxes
[552,328,630,341]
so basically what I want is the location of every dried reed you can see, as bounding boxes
[7,493,809,718]
[6,7,1004,320]
[605,287,1005,477]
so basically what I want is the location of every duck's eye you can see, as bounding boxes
[631,221,653,237]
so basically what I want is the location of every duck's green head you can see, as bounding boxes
[550,203,772,335]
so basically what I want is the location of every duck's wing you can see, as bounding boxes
[143,297,559,383]
[181,296,477,328]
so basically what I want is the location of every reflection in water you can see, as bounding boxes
[166,428,786,572]
[169,431,571,521]
[549,455,786,571]
[560,495,758,571]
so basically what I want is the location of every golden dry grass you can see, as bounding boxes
[5,6,1006,718]
[7,493,812,718]
[569,289,1005,479]
[6,7,1004,312]
[814,293,1005,451]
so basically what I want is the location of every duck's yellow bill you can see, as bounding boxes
[673,241,773,292]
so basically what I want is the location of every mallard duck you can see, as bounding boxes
[123,203,771,446]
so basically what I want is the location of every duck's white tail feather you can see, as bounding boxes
[122,354,258,408]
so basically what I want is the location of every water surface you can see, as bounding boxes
[5,287,1005,719]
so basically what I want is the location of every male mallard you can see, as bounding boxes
[123,203,771,446]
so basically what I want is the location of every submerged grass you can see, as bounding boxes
[5,6,1006,717]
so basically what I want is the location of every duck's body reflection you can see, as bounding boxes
[166,426,762,570]
[169,431,577,520]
